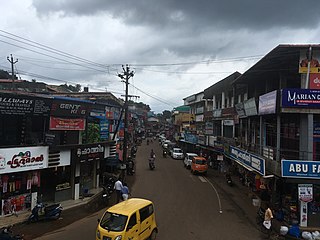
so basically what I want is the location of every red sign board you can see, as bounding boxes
[309,73,320,89]
[49,117,85,130]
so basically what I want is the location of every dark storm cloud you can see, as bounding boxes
[33,0,320,31]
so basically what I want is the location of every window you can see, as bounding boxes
[139,204,154,222]
[127,213,137,230]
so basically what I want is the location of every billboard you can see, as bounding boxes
[243,98,258,116]
[259,90,277,115]
[299,49,320,74]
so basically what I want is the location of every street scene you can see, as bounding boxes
[1,1,320,240]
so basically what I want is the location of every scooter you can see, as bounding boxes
[28,202,63,223]
[149,158,155,170]
[0,226,24,240]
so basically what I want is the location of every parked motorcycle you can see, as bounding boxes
[0,226,24,240]
[149,158,155,170]
[101,176,116,204]
[28,202,63,223]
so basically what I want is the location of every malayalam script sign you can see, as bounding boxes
[0,146,49,174]
[49,117,86,131]
[281,160,320,179]
[229,146,265,175]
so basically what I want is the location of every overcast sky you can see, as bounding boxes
[1,0,320,113]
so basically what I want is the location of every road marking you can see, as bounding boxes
[204,176,223,214]
[198,176,207,182]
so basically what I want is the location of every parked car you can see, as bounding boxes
[191,156,208,175]
[184,153,198,169]
[171,148,184,160]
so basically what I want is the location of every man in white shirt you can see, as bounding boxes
[114,178,123,203]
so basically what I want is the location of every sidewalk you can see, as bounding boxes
[0,187,103,229]
[206,167,286,239]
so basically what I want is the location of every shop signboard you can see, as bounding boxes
[205,122,213,135]
[49,117,85,131]
[259,90,277,115]
[100,119,109,140]
[281,160,320,179]
[73,144,104,162]
[51,99,89,117]
[0,146,49,174]
[298,184,313,202]
[309,73,320,89]
[282,89,320,108]
[229,146,265,175]
[0,93,51,116]
[243,98,258,116]
[235,102,246,117]
[184,133,198,144]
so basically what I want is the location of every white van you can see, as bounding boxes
[183,153,198,169]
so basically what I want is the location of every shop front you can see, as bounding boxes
[72,143,105,199]
[282,160,320,228]
[0,146,49,216]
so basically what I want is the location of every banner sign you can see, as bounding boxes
[0,94,51,116]
[259,90,277,115]
[184,133,198,144]
[0,146,49,174]
[73,144,104,162]
[49,117,85,131]
[282,88,320,108]
[229,146,265,175]
[281,160,320,179]
[298,184,313,202]
[51,100,89,117]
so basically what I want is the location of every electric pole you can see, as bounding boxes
[7,54,18,90]
[118,65,134,179]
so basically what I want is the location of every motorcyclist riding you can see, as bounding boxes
[149,149,155,170]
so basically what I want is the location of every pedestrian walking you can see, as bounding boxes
[263,203,273,232]
[121,183,130,201]
[114,178,123,203]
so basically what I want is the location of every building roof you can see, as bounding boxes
[203,72,241,99]
[174,105,190,112]
[233,44,320,85]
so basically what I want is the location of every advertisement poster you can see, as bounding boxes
[49,117,85,131]
[298,184,313,202]
[299,50,320,74]
[0,146,48,174]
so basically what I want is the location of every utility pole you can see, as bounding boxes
[7,54,18,90]
[118,65,134,179]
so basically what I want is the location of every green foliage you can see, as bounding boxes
[60,83,82,92]
[83,123,101,143]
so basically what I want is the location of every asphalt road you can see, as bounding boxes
[14,139,262,239]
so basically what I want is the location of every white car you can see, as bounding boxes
[171,148,184,160]
[184,153,198,168]
[162,140,171,149]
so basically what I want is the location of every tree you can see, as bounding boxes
[0,69,10,79]
[162,110,172,119]
[60,83,82,92]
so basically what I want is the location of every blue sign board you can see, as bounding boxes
[100,120,109,140]
[229,146,265,175]
[282,160,320,179]
[184,133,198,144]
[282,88,320,108]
